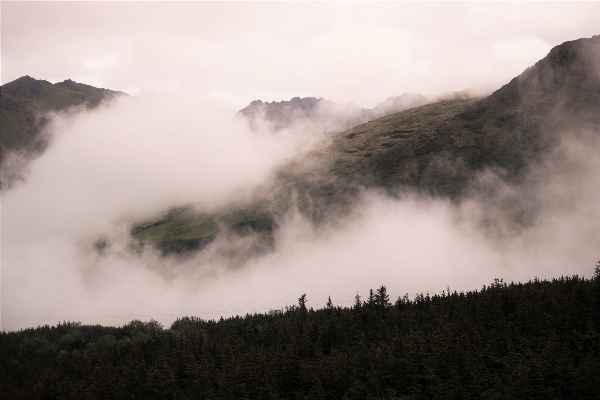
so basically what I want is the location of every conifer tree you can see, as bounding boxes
[298,293,307,312]
[326,296,333,309]
[374,285,390,309]
[354,292,362,309]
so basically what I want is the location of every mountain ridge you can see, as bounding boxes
[130,35,600,258]
[236,93,428,133]
[1,75,127,155]
[0,76,128,188]
[3,35,598,259]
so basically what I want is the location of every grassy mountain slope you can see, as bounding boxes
[339,34,600,198]
[1,76,126,156]
[130,206,276,256]
[132,35,600,256]
[130,97,481,253]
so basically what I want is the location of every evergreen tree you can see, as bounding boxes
[374,285,390,309]
[354,292,362,310]
[298,293,307,312]
[326,296,333,309]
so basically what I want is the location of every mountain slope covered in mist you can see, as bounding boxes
[236,93,427,132]
[1,76,126,154]
[0,76,126,187]
[131,35,600,257]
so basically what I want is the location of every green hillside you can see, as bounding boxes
[130,97,479,254]
[131,206,276,256]
[132,36,600,256]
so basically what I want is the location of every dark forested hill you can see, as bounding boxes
[2,267,599,399]
[131,35,600,257]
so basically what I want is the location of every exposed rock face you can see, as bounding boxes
[236,93,427,133]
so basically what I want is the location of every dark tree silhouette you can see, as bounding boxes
[298,293,307,312]
[2,266,600,399]
[374,285,390,309]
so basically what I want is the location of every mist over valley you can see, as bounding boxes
[2,35,599,333]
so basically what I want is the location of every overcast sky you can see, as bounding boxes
[2,1,599,109]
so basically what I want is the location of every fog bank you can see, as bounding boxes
[2,96,599,330]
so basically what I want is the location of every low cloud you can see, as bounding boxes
[2,94,320,242]
[2,94,599,331]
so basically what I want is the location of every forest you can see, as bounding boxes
[2,263,599,399]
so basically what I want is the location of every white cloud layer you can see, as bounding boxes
[2,94,599,330]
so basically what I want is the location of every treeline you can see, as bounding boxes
[2,266,600,399]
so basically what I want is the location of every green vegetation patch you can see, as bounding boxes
[130,205,278,255]
[132,208,219,244]
[221,208,277,234]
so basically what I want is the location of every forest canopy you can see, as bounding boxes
[2,264,599,399]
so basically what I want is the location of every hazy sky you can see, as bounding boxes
[2,1,600,108]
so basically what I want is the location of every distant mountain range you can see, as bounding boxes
[236,93,428,133]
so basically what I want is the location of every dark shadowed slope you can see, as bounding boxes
[130,36,600,258]
[281,34,600,203]
[0,76,125,189]
[1,76,127,187]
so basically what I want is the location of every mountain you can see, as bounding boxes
[130,35,600,258]
[236,93,427,133]
[370,93,431,119]
[0,76,125,187]
[1,76,126,154]
[337,34,600,196]
[0,76,126,187]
